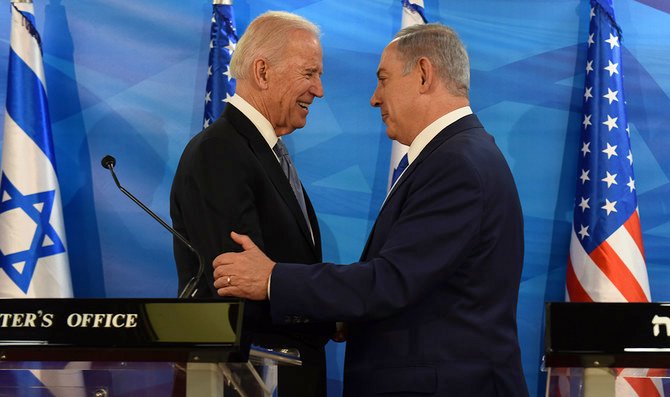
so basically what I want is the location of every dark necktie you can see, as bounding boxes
[273,140,312,235]
[391,153,409,186]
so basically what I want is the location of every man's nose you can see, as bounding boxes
[370,86,381,107]
[311,76,324,98]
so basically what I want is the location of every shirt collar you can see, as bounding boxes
[406,106,473,164]
[227,94,279,155]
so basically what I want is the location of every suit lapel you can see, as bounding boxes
[304,192,322,260]
[360,114,484,259]
[222,106,317,253]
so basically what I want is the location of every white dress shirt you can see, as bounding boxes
[387,106,473,195]
[226,94,282,163]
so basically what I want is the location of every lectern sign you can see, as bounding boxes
[0,298,247,363]
[545,302,670,368]
[0,311,56,328]
[0,311,138,329]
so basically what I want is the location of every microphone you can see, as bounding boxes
[100,155,204,299]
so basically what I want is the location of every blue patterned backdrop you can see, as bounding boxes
[1,1,669,395]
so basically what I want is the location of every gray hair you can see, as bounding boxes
[230,11,320,80]
[393,23,470,97]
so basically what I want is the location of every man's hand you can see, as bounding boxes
[213,232,276,300]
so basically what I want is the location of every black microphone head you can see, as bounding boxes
[101,155,116,169]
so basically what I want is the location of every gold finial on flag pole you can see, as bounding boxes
[213,0,233,5]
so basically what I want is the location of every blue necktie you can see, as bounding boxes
[391,154,409,186]
[273,140,312,233]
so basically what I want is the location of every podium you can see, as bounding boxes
[0,298,298,396]
[543,302,670,396]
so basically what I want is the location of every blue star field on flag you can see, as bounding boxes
[202,1,238,129]
[573,0,637,254]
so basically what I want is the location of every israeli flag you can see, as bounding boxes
[0,5,87,395]
[1,2,72,298]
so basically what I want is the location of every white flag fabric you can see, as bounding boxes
[387,0,427,190]
[1,2,72,298]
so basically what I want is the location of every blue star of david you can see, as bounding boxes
[0,172,65,293]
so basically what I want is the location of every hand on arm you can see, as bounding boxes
[213,232,277,300]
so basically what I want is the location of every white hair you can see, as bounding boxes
[230,11,320,80]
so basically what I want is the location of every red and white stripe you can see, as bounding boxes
[616,368,664,397]
[566,209,650,303]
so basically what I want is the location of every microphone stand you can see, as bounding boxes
[101,155,203,298]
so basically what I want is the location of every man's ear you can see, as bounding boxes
[252,58,270,89]
[417,57,433,93]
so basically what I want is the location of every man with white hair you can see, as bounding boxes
[171,11,330,396]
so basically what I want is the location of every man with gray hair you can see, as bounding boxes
[212,23,529,396]
[171,11,330,397]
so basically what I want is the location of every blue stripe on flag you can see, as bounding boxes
[401,0,428,23]
[6,48,56,168]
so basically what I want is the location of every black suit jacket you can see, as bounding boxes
[170,104,330,394]
[270,114,529,396]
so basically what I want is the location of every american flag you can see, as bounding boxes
[387,0,427,190]
[566,0,649,304]
[563,0,662,396]
[202,0,238,129]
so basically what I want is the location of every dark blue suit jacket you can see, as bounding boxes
[271,114,528,396]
